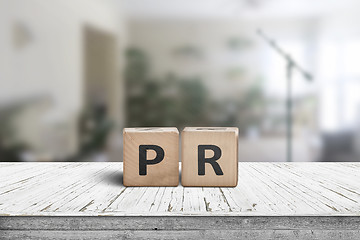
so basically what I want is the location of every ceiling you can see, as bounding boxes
[123,0,358,20]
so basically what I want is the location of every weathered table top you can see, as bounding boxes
[1,162,360,217]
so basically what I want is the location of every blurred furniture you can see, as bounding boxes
[0,95,51,161]
[321,130,359,162]
[239,137,313,162]
[1,162,360,239]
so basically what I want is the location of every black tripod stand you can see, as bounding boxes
[257,29,313,162]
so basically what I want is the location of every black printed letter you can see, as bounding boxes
[139,145,164,175]
[198,145,223,175]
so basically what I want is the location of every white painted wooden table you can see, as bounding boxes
[1,162,360,239]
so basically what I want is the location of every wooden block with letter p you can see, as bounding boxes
[123,127,179,187]
[181,127,238,187]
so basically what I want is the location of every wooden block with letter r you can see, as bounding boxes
[123,127,179,187]
[181,127,238,187]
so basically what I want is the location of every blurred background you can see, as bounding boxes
[1,0,360,162]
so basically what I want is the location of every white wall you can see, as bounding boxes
[0,0,126,159]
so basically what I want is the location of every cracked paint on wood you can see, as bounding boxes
[1,162,360,216]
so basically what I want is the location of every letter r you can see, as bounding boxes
[198,145,224,176]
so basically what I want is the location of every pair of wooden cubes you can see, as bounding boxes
[123,127,238,187]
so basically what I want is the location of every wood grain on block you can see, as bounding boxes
[123,127,179,187]
[181,127,238,187]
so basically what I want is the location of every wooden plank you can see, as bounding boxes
[2,229,360,240]
[2,216,360,231]
[0,163,112,214]
[1,163,360,216]
[1,216,360,239]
